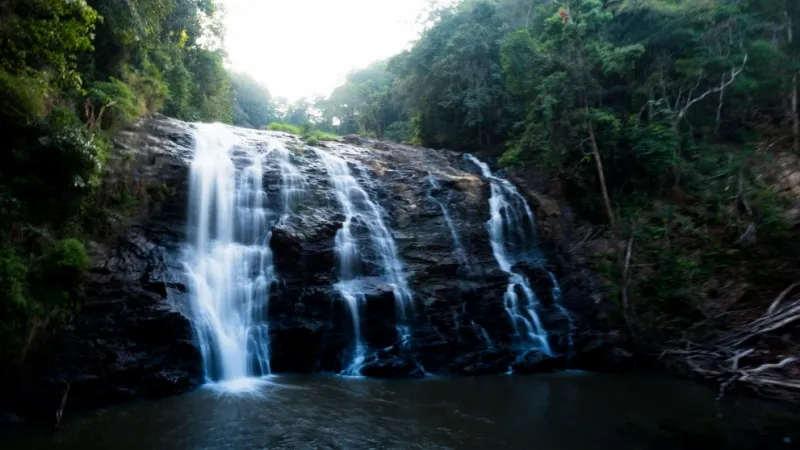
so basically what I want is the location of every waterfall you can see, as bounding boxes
[471,320,495,350]
[180,123,567,381]
[426,173,471,270]
[274,146,306,216]
[185,124,275,387]
[465,155,553,357]
[316,149,413,375]
[429,175,495,350]
[548,271,575,356]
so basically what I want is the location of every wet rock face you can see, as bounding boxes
[17,227,204,411]
[2,116,630,422]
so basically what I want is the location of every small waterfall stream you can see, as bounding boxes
[426,173,470,270]
[472,321,495,350]
[465,155,553,357]
[185,124,275,385]
[274,146,306,216]
[316,149,414,375]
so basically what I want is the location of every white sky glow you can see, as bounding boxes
[224,0,450,101]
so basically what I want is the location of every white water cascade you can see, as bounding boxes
[317,149,414,375]
[472,320,495,350]
[465,155,553,356]
[274,146,306,216]
[185,124,275,387]
[426,173,471,270]
[548,271,575,355]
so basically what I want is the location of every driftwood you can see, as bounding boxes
[661,284,800,401]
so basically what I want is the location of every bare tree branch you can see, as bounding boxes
[766,283,800,316]
[676,53,748,124]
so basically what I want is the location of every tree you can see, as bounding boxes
[0,0,99,90]
[390,1,507,149]
[232,73,275,128]
[322,61,403,137]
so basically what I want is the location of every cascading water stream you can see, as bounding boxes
[455,303,495,350]
[316,149,414,375]
[185,124,275,388]
[471,320,495,350]
[429,173,493,349]
[426,173,470,270]
[465,154,553,357]
[274,146,306,216]
[548,271,575,356]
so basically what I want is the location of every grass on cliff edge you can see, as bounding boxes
[266,122,339,144]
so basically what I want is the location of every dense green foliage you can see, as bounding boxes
[232,73,276,128]
[0,0,233,365]
[267,122,340,144]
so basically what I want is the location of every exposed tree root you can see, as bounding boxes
[660,286,800,402]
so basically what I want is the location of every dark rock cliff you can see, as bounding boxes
[0,116,631,423]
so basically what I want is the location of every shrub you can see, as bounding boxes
[384,121,415,143]
[627,120,678,176]
[0,70,51,123]
[0,249,28,309]
[27,238,90,312]
[498,146,526,168]
[267,122,303,135]
[11,124,103,224]
[87,78,143,130]
[48,106,83,129]
[124,61,169,114]
[52,239,90,275]
[0,238,89,363]
[265,123,340,143]
[114,188,140,212]
[307,130,339,142]
[0,248,30,361]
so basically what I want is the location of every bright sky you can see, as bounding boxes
[224,0,450,101]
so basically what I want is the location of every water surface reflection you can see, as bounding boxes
[3,372,797,449]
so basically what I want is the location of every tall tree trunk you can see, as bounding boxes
[587,119,616,229]
[716,74,725,137]
[788,10,798,151]
[793,73,798,152]
[672,121,682,186]
[525,0,534,29]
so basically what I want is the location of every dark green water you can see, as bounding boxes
[3,372,797,449]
